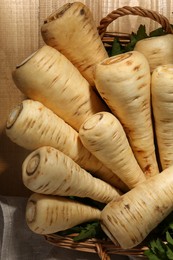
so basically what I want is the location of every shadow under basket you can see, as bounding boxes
[44,5,173,260]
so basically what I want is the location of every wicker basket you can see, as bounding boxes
[44,6,173,260]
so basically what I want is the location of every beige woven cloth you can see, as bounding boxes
[0,195,130,260]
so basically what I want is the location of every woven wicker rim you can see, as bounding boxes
[98,5,173,37]
[44,6,172,260]
[45,233,148,260]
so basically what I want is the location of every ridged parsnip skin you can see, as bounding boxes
[151,65,173,170]
[94,51,159,177]
[134,34,173,72]
[22,146,122,204]
[26,193,101,234]
[12,45,108,131]
[79,112,146,189]
[6,100,126,190]
[41,2,108,86]
[101,165,173,249]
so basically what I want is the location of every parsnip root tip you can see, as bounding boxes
[82,113,103,130]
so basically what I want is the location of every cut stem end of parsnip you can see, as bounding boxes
[26,200,36,223]
[26,154,40,176]
[6,103,23,129]
[101,53,132,65]
[16,51,37,68]
[44,3,74,23]
[82,114,103,130]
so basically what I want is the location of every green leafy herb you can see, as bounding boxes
[149,27,167,37]
[144,212,173,259]
[144,234,173,260]
[124,24,148,52]
[111,38,124,56]
[73,221,105,242]
[56,197,106,242]
[57,221,106,242]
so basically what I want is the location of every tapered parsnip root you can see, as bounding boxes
[12,45,108,131]
[101,164,173,249]
[134,34,173,72]
[6,100,126,190]
[151,64,173,170]
[22,146,122,204]
[94,51,159,177]
[79,112,146,189]
[41,2,108,86]
[26,193,101,234]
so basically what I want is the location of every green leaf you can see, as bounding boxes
[111,38,124,56]
[149,27,167,37]
[73,221,105,242]
[136,24,148,40]
[146,238,168,259]
[166,232,173,246]
[166,245,173,260]
[144,250,161,260]
[124,33,138,52]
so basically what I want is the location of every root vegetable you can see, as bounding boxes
[151,64,173,170]
[41,2,108,86]
[134,34,173,72]
[22,146,122,204]
[94,51,159,177]
[101,164,173,249]
[6,99,126,190]
[12,45,108,131]
[79,112,146,189]
[26,193,101,234]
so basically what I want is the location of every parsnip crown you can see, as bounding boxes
[16,51,37,68]
[6,103,23,129]
[101,53,132,65]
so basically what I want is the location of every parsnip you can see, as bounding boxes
[101,164,173,249]
[22,146,121,204]
[134,34,173,72]
[41,2,108,86]
[151,64,173,170]
[6,99,127,190]
[94,51,159,177]
[12,45,108,131]
[79,112,146,189]
[26,193,101,234]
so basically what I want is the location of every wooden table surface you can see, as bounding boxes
[0,0,173,196]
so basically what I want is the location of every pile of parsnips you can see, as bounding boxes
[6,2,173,250]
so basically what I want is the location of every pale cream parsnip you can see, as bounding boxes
[26,193,101,234]
[79,112,146,189]
[22,146,122,204]
[152,64,173,170]
[94,51,159,177]
[12,45,108,131]
[101,164,173,249]
[41,2,108,86]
